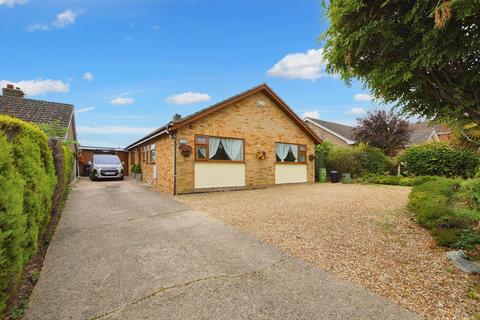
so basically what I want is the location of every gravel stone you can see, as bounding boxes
[177,183,480,320]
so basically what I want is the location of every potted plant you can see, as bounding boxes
[179,144,193,157]
[133,164,142,181]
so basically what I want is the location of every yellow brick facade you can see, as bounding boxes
[129,90,317,195]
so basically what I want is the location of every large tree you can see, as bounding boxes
[322,1,480,142]
[353,110,411,156]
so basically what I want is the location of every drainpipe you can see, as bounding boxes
[172,132,177,196]
[166,122,177,196]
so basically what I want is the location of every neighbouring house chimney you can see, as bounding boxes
[173,113,181,121]
[2,84,25,98]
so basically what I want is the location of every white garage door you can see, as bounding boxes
[275,164,307,184]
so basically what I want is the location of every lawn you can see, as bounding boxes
[177,183,480,320]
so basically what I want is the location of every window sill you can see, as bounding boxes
[275,162,307,165]
[195,160,246,164]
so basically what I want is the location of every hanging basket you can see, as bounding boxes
[308,154,316,161]
[179,144,193,157]
[256,151,267,160]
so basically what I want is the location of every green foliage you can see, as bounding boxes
[358,174,433,186]
[315,140,334,156]
[327,144,390,177]
[322,0,480,134]
[461,178,480,209]
[400,143,479,178]
[62,145,74,199]
[0,115,73,316]
[407,177,480,250]
[131,164,142,174]
[38,119,67,139]
[0,133,25,312]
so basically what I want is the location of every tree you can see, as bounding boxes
[353,110,411,156]
[322,1,480,141]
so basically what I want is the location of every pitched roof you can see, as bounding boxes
[304,117,356,144]
[0,95,74,129]
[408,122,438,145]
[125,83,321,150]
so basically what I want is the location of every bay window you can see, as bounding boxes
[195,135,244,161]
[276,143,307,163]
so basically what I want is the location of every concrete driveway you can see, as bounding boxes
[24,179,419,320]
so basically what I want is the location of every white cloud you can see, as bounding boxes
[83,72,93,81]
[0,79,69,96]
[77,125,155,134]
[76,106,95,113]
[166,92,211,105]
[345,107,366,115]
[353,93,373,102]
[267,48,330,80]
[27,9,77,32]
[0,0,27,7]
[302,111,320,119]
[52,9,76,28]
[110,97,135,105]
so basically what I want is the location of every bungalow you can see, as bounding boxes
[125,84,321,195]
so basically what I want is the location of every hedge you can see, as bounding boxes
[399,142,479,178]
[326,143,392,178]
[0,115,73,315]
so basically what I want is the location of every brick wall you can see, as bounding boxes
[305,122,351,147]
[175,91,316,194]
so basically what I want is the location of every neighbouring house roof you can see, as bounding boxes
[125,83,322,150]
[0,87,75,140]
[304,117,356,145]
[407,122,440,145]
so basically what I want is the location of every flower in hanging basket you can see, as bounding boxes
[308,153,316,161]
[179,144,193,157]
[256,151,267,160]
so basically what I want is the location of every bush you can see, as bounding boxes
[0,115,61,315]
[132,164,142,174]
[0,133,25,312]
[359,174,439,186]
[327,143,390,177]
[407,177,480,250]
[461,178,480,210]
[399,142,479,178]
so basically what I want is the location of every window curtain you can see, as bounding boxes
[276,143,290,161]
[222,138,243,161]
[289,144,298,162]
[209,137,221,159]
[197,147,206,158]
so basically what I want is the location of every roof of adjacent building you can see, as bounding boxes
[407,122,440,145]
[0,94,74,129]
[125,83,322,150]
[304,117,356,144]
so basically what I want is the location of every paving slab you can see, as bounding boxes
[24,179,420,320]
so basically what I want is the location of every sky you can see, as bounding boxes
[0,0,382,148]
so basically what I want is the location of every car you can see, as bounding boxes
[89,154,124,181]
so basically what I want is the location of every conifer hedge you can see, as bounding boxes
[0,115,62,314]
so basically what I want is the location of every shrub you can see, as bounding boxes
[359,174,439,187]
[461,178,480,210]
[0,115,58,315]
[399,142,479,178]
[0,133,25,312]
[407,176,480,250]
[132,164,142,174]
[327,144,390,177]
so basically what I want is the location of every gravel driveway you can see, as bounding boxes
[178,183,480,320]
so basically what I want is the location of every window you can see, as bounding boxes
[143,146,148,163]
[276,143,307,163]
[195,135,244,161]
[150,144,156,163]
